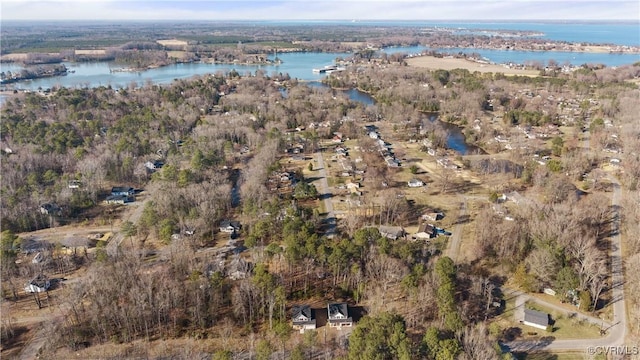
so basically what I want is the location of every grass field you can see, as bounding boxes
[407,55,540,76]
[526,302,602,340]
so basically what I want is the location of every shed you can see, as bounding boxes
[523,309,549,330]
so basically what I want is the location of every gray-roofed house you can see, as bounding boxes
[327,302,353,328]
[292,305,317,333]
[111,186,135,197]
[523,309,549,330]
[39,203,61,215]
[219,220,241,234]
[378,226,405,240]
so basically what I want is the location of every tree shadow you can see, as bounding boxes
[512,351,559,360]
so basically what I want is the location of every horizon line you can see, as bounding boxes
[2,18,637,22]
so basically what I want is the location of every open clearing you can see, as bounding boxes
[75,49,106,55]
[157,39,189,47]
[407,55,540,76]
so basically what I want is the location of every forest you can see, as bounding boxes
[1,44,640,359]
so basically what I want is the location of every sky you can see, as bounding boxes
[1,0,639,21]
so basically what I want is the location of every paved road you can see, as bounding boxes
[315,150,336,238]
[504,175,627,353]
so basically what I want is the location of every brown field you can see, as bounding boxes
[157,39,189,47]
[407,55,540,76]
[341,42,367,47]
[167,51,189,59]
[0,53,29,61]
[75,49,106,55]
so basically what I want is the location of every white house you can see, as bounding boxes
[292,305,316,333]
[327,303,353,328]
[407,179,424,188]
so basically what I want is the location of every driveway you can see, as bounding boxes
[315,149,336,238]
[503,175,627,352]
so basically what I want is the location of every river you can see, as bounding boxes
[2,43,639,91]
[0,52,351,91]
[307,82,475,155]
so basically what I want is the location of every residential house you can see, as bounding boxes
[144,160,164,171]
[523,309,549,330]
[385,157,400,168]
[111,186,135,197]
[364,125,378,133]
[421,212,444,222]
[292,305,317,333]
[345,181,360,190]
[24,274,50,293]
[378,226,405,240]
[219,219,241,234]
[413,223,438,240]
[104,195,134,205]
[39,203,61,215]
[327,303,353,328]
[226,256,252,280]
[407,179,424,188]
[68,180,82,189]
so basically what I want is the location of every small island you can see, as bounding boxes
[0,63,68,84]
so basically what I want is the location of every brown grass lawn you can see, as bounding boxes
[407,56,540,76]
[157,39,189,47]
[167,51,189,59]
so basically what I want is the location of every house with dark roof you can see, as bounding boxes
[523,308,549,330]
[39,203,61,215]
[327,302,353,328]
[292,305,316,333]
[219,220,241,234]
[111,186,135,197]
